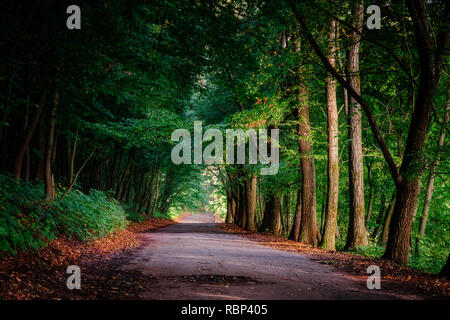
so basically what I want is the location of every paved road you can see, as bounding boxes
[121,213,424,300]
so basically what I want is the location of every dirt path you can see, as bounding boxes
[120,213,428,300]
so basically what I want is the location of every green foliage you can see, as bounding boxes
[0,174,128,254]
[0,175,56,254]
[56,189,128,241]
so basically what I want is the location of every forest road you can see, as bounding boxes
[121,213,427,300]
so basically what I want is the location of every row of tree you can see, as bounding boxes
[215,0,449,270]
[1,1,212,220]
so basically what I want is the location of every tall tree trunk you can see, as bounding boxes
[152,171,160,215]
[289,189,302,241]
[321,18,339,250]
[226,190,236,224]
[234,182,241,225]
[225,171,237,224]
[283,192,290,234]
[67,127,78,186]
[345,1,368,249]
[245,174,257,232]
[238,176,247,229]
[44,76,59,200]
[159,168,175,214]
[296,85,319,246]
[270,195,282,236]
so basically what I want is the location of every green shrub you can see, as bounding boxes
[0,174,128,254]
[56,189,128,241]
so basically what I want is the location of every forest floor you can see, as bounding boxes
[0,213,448,299]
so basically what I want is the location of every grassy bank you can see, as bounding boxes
[0,173,181,256]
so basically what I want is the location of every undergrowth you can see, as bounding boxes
[0,174,151,255]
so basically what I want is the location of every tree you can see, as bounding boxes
[321,17,339,251]
[344,0,368,249]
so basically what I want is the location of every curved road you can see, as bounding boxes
[121,213,425,300]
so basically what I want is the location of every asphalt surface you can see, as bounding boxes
[121,213,425,300]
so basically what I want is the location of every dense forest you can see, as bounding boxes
[0,0,448,278]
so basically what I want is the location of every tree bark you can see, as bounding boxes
[321,17,339,251]
[261,194,281,236]
[146,168,159,216]
[296,85,319,246]
[159,168,175,214]
[44,75,59,200]
[226,191,236,224]
[270,195,282,236]
[288,188,302,241]
[245,174,257,232]
[238,176,247,229]
[345,0,368,249]
[67,127,78,186]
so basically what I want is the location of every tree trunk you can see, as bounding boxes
[44,77,59,200]
[238,177,247,229]
[152,171,160,215]
[296,85,319,246]
[245,174,257,232]
[288,188,302,241]
[261,194,281,235]
[270,195,282,236]
[145,168,158,216]
[321,17,339,251]
[344,0,368,249]
[225,171,237,224]
[67,127,78,186]
[159,170,175,214]
[234,182,241,225]
[226,190,236,224]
